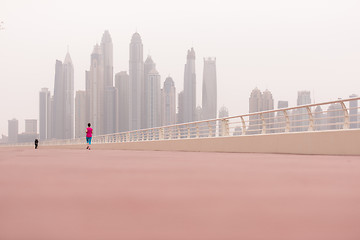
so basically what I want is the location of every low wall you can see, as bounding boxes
[42,129,360,155]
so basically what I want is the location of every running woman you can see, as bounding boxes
[86,123,93,150]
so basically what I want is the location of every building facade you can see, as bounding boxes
[161,77,176,126]
[183,48,196,123]
[115,71,130,133]
[39,88,51,140]
[129,32,144,130]
[202,57,217,120]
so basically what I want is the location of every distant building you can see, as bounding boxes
[161,77,176,126]
[219,106,229,136]
[262,89,274,133]
[115,71,130,132]
[39,88,51,140]
[25,119,37,134]
[75,91,86,138]
[202,57,217,120]
[292,90,311,132]
[349,94,358,129]
[129,32,144,130]
[147,69,161,128]
[218,106,229,118]
[275,100,288,133]
[195,106,203,121]
[183,48,196,123]
[314,105,326,131]
[143,56,156,129]
[53,52,74,139]
[327,102,343,130]
[8,118,18,144]
[102,31,114,134]
[105,86,117,134]
[248,88,263,134]
[177,91,184,124]
[87,44,104,136]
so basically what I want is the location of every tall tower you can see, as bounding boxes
[53,60,64,139]
[161,77,176,126]
[63,52,74,139]
[129,32,144,130]
[143,56,156,129]
[115,71,130,132]
[202,57,217,120]
[248,87,262,134]
[87,44,104,135]
[39,88,51,140]
[183,48,196,123]
[147,69,161,128]
[101,30,113,88]
[101,31,115,134]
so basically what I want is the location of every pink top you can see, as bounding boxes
[86,128,93,138]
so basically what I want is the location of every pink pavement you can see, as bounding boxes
[0,147,360,240]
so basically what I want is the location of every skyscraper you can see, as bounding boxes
[161,77,176,126]
[53,60,64,139]
[202,57,217,120]
[87,44,104,136]
[129,32,144,130]
[115,71,130,133]
[143,56,156,129]
[101,30,113,88]
[248,87,262,134]
[8,118,18,143]
[183,48,196,123]
[293,90,311,132]
[63,52,74,139]
[39,88,51,140]
[75,90,86,138]
[101,31,115,134]
[52,52,74,139]
[262,89,274,132]
[147,69,161,128]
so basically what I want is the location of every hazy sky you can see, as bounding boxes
[1,0,360,136]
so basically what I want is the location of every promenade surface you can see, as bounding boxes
[0,147,360,240]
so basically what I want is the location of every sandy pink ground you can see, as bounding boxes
[0,147,360,240]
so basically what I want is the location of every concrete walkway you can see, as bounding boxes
[0,147,360,240]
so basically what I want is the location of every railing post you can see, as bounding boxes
[240,116,246,135]
[340,101,349,129]
[177,126,181,139]
[196,123,200,138]
[283,110,290,132]
[208,122,212,137]
[306,106,314,131]
[187,125,190,138]
[261,113,266,134]
[221,119,229,136]
[159,128,164,140]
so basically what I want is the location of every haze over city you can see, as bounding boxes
[1,0,360,136]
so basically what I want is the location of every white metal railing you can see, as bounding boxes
[4,97,360,147]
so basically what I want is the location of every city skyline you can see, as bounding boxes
[1,0,360,135]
